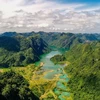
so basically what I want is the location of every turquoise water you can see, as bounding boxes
[35,50,70,99]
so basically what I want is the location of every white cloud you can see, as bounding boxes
[0,0,100,33]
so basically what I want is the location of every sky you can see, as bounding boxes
[0,0,100,33]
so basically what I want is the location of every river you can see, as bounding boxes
[35,50,70,100]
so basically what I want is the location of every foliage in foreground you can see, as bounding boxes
[0,71,39,100]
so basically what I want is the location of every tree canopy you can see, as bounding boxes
[0,71,39,100]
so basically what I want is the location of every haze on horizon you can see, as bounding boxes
[0,0,100,33]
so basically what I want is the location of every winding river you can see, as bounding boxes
[35,50,70,100]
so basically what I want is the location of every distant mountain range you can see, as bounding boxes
[0,31,100,67]
[1,32,100,49]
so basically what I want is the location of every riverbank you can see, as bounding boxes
[0,50,71,100]
[34,50,71,100]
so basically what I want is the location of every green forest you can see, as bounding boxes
[51,41,100,100]
[0,71,39,100]
[0,35,49,67]
[0,32,100,100]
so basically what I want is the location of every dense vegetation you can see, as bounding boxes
[50,54,66,64]
[0,71,39,100]
[0,36,49,67]
[38,32,100,49]
[65,42,100,100]
[0,32,100,100]
[1,32,100,49]
[51,41,100,100]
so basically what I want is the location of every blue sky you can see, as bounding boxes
[56,0,100,10]
[59,0,100,3]
[57,0,100,8]
[0,0,100,33]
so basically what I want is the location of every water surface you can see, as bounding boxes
[35,50,70,100]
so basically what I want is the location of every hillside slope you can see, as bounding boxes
[0,36,49,67]
[64,42,100,100]
[51,41,100,100]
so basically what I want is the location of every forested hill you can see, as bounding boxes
[65,42,100,100]
[0,71,39,100]
[51,41,100,100]
[36,32,100,49]
[1,32,100,49]
[0,36,49,67]
[38,32,83,49]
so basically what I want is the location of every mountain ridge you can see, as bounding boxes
[0,35,49,67]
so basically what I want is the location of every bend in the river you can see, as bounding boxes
[35,50,70,100]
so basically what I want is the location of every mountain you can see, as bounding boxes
[51,41,100,100]
[0,36,49,67]
[76,33,99,42]
[0,32,17,37]
[65,42,100,100]
[37,32,100,49]
[1,32,100,49]
[38,32,83,49]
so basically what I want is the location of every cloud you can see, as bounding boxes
[0,0,100,33]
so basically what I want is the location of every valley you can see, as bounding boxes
[0,0,100,100]
[34,50,71,100]
[0,32,100,100]
[1,50,71,100]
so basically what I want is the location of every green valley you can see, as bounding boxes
[0,32,100,100]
